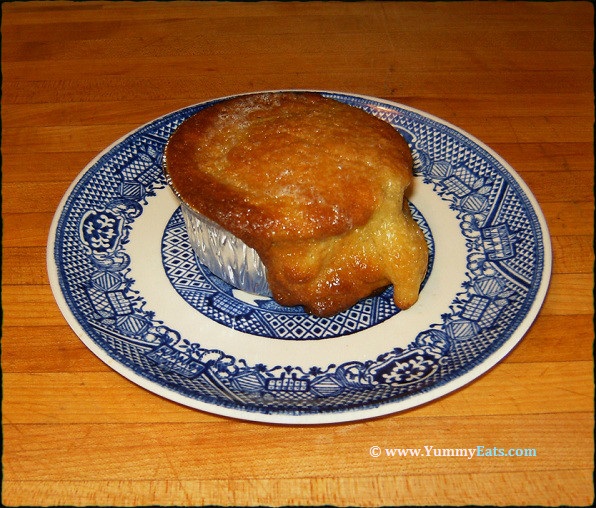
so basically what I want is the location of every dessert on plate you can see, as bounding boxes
[164,91,428,317]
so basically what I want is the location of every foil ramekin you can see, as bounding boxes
[178,201,271,296]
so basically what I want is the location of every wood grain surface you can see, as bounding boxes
[2,1,594,506]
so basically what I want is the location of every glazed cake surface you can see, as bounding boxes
[165,92,428,316]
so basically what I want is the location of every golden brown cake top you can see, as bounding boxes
[164,92,413,249]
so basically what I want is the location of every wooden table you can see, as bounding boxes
[2,1,594,506]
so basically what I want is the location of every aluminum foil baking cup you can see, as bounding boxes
[179,201,271,296]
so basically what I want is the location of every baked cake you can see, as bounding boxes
[164,92,428,317]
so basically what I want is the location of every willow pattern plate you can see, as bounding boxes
[47,91,551,424]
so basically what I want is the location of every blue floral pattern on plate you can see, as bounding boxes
[48,91,551,423]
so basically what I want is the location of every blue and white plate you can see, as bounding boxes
[47,91,551,424]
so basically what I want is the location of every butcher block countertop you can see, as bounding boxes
[2,1,594,506]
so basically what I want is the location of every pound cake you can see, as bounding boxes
[164,92,428,317]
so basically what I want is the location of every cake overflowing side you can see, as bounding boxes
[164,92,428,317]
